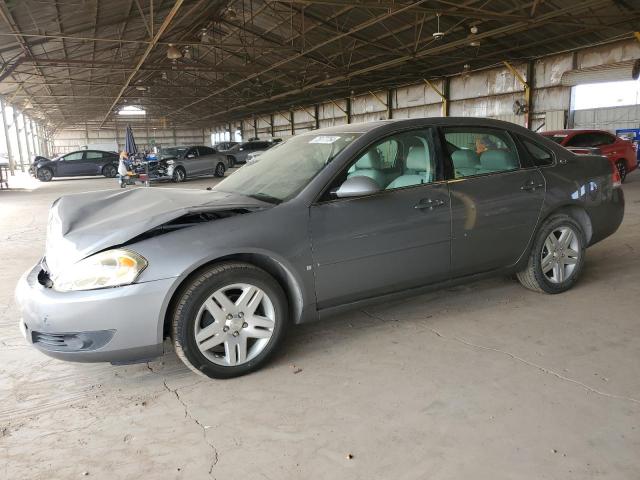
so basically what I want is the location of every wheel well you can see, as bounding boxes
[547,205,593,244]
[162,254,303,339]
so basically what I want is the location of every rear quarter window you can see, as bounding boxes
[521,138,554,167]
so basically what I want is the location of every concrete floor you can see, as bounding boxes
[1,171,639,480]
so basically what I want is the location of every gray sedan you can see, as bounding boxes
[15,118,624,379]
[160,145,227,182]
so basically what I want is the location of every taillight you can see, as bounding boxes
[612,163,622,188]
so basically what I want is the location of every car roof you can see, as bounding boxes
[543,129,613,135]
[296,117,541,137]
[65,149,116,154]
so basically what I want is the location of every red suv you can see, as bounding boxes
[542,129,637,182]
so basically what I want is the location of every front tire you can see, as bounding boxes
[172,262,289,379]
[517,214,585,294]
[36,167,53,182]
[616,160,627,183]
[214,162,226,177]
[172,166,186,183]
[103,164,117,178]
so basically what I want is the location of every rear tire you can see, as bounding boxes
[616,160,627,183]
[36,167,53,182]
[517,214,586,294]
[214,162,226,177]
[172,262,289,379]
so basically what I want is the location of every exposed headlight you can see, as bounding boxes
[53,249,148,292]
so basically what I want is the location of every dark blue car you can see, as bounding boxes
[30,150,119,182]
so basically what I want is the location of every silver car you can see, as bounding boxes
[15,118,624,379]
[223,140,275,166]
[161,145,227,182]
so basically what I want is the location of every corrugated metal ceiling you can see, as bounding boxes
[0,0,638,128]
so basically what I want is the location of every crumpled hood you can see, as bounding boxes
[45,187,267,276]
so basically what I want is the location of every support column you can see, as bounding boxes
[29,118,37,155]
[314,104,320,129]
[387,89,393,119]
[1,100,15,174]
[13,110,24,171]
[442,77,450,117]
[24,116,32,163]
[290,110,295,136]
[526,60,535,130]
[115,119,120,151]
[270,114,275,137]
[346,96,352,124]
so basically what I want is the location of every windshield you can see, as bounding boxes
[542,133,567,144]
[160,147,188,158]
[214,132,362,203]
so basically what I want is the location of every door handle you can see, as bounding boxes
[520,181,544,192]
[414,198,446,210]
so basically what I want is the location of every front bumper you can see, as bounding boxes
[15,263,175,363]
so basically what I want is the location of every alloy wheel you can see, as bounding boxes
[38,168,52,181]
[541,226,580,284]
[174,168,185,182]
[193,283,276,366]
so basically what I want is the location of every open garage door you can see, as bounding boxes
[562,59,640,86]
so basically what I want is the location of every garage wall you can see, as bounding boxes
[574,105,640,131]
[217,39,640,140]
[52,124,210,154]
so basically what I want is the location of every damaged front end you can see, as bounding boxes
[41,188,272,288]
[124,209,254,243]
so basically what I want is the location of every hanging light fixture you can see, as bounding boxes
[166,44,182,60]
[432,14,444,40]
[199,27,210,43]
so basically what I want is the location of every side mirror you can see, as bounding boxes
[335,176,381,198]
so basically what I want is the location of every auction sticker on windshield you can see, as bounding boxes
[309,136,341,144]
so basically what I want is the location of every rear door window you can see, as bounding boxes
[592,132,615,145]
[443,128,520,178]
[85,151,103,160]
[197,146,215,155]
[566,133,598,147]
